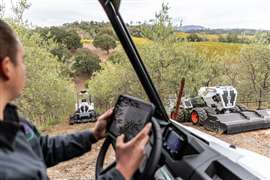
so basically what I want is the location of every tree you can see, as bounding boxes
[88,43,212,111]
[187,33,202,42]
[217,54,240,86]
[96,27,116,39]
[238,45,270,109]
[218,35,226,42]
[108,51,126,64]
[10,22,75,126]
[11,0,31,22]
[62,30,82,50]
[254,32,270,44]
[70,48,101,76]
[93,34,117,54]
[141,3,175,42]
[149,44,210,96]
[50,47,71,63]
[226,33,239,43]
[36,27,82,50]
[88,61,145,111]
[88,3,214,111]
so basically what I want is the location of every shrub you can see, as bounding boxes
[10,22,76,127]
[50,47,71,63]
[187,33,202,42]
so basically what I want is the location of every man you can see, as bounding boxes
[0,19,151,180]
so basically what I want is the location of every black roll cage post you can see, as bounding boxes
[98,0,169,121]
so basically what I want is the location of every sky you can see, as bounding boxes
[3,0,270,30]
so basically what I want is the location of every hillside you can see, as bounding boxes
[178,25,206,32]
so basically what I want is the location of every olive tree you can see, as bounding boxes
[36,26,82,50]
[254,32,270,45]
[10,22,76,127]
[88,43,212,111]
[70,48,101,76]
[93,34,117,54]
[238,45,270,109]
[11,0,31,22]
[141,2,175,42]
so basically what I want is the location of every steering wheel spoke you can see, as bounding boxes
[96,118,162,179]
[100,161,116,175]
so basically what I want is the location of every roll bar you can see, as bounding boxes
[98,0,169,121]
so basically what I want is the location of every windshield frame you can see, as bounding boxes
[98,0,169,121]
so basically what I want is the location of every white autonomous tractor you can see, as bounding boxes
[69,90,97,125]
[172,84,270,134]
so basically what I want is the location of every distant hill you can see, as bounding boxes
[195,28,267,35]
[176,25,270,35]
[178,25,206,32]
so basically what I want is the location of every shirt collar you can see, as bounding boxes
[0,103,20,150]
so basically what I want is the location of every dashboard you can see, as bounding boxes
[152,121,259,180]
[163,127,185,160]
[106,95,259,179]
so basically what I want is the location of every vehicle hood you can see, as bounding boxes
[173,120,270,180]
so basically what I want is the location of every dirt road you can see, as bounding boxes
[46,121,270,180]
[45,122,115,180]
[184,123,270,157]
[47,43,117,180]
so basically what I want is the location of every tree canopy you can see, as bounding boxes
[36,26,82,50]
[141,3,175,42]
[70,48,101,76]
[93,34,117,54]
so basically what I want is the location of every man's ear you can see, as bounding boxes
[0,57,12,80]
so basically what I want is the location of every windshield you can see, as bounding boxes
[2,0,270,178]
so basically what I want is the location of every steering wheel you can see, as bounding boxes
[95,118,162,180]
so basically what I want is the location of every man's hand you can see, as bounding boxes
[93,108,113,140]
[115,123,152,180]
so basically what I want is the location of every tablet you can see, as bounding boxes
[108,95,155,141]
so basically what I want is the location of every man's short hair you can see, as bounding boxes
[0,20,19,64]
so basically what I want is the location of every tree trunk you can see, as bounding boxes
[258,88,262,110]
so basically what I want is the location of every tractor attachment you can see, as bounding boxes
[170,81,270,134]
[202,109,270,134]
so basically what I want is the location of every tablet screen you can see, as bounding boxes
[109,95,154,141]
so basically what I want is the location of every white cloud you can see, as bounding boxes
[4,0,270,29]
